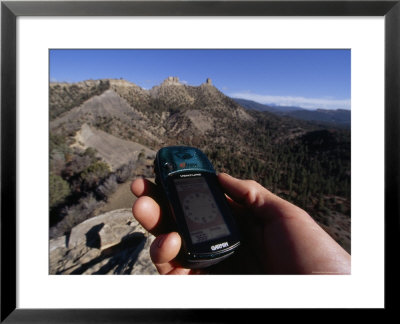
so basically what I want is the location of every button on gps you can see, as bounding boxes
[163,162,175,172]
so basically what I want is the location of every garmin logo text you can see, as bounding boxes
[211,242,229,251]
[179,173,201,178]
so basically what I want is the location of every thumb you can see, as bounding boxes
[217,173,302,221]
[217,172,271,210]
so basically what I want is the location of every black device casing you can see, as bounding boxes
[154,146,240,269]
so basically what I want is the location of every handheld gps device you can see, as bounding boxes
[154,146,240,269]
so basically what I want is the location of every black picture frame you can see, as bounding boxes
[1,0,399,322]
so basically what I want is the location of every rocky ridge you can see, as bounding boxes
[50,77,255,149]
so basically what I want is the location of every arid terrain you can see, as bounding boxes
[49,77,351,274]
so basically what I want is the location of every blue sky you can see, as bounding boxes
[50,49,350,110]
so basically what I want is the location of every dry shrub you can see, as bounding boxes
[50,194,104,238]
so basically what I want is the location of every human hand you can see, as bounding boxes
[131,173,351,274]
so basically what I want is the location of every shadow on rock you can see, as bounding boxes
[49,209,158,275]
[70,232,146,275]
[85,223,105,249]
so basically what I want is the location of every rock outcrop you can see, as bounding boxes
[163,76,182,85]
[50,208,158,275]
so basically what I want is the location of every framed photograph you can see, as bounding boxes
[2,0,398,321]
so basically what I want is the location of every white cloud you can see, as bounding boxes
[229,92,351,110]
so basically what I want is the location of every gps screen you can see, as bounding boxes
[174,176,230,244]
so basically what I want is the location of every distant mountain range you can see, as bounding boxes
[233,98,350,127]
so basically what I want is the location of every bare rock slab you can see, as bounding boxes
[50,208,158,275]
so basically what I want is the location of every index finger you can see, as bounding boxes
[131,177,175,236]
